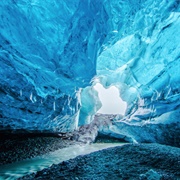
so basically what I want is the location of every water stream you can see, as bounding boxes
[0,143,126,180]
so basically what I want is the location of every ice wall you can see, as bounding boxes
[97,0,180,123]
[95,0,180,145]
[0,0,106,131]
[0,0,179,133]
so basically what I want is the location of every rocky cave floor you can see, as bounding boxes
[0,130,83,166]
[18,143,179,180]
[0,131,179,180]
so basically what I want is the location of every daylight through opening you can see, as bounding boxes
[94,83,127,115]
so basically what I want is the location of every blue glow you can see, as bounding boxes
[0,0,179,134]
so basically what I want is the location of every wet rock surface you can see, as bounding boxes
[0,115,113,166]
[19,143,180,180]
[0,131,81,166]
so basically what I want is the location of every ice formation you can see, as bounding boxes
[0,0,179,141]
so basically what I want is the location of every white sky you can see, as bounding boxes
[94,83,127,115]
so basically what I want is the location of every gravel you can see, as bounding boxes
[0,132,81,166]
[19,143,180,180]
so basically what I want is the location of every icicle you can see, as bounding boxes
[30,92,34,103]
[53,101,56,111]
[33,96,37,103]
[20,90,22,97]
[165,86,171,99]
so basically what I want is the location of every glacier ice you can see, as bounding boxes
[96,0,180,123]
[0,0,179,142]
[78,86,101,126]
[0,0,104,131]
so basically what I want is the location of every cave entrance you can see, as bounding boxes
[94,83,127,115]
[78,82,127,126]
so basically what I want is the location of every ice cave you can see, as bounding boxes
[0,0,180,179]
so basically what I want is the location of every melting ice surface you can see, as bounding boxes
[0,0,180,143]
[0,143,126,179]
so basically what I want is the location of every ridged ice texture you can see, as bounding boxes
[97,0,180,123]
[0,0,180,131]
[0,0,106,131]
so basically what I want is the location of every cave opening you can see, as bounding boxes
[78,80,128,127]
[93,83,127,115]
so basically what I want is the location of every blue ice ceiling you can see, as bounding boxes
[0,0,179,133]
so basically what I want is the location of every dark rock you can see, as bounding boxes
[19,143,180,180]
